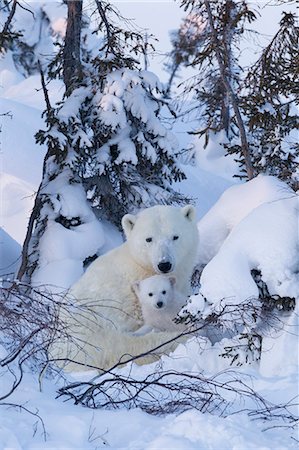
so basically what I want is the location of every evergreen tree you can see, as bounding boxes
[167,0,256,178]
[242,11,299,188]
[0,0,63,76]
[168,2,298,185]
[17,0,187,286]
[164,12,205,98]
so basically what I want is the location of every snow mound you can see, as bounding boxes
[0,228,21,278]
[195,175,299,306]
[195,131,241,180]
[0,172,36,244]
[260,301,299,377]
[197,174,295,266]
[175,163,234,220]
[0,98,46,186]
[32,171,105,289]
[200,194,299,304]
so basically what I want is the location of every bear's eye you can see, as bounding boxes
[173,235,179,241]
[148,292,153,297]
[146,237,153,243]
[162,290,166,295]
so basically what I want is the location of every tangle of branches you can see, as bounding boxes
[57,361,298,430]
[0,279,297,433]
[55,295,297,430]
[0,280,99,399]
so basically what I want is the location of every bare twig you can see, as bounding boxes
[57,366,298,429]
[0,402,48,441]
[37,60,52,115]
[94,0,113,53]
[0,0,17,38]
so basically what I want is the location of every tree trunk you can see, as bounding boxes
[63,0,83,94]
[204,0,255,180]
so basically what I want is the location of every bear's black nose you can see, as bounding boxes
[158,261,172,273]
[156,301,164,308]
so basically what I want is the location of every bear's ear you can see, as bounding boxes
[182,205,196,222]
[122,213,136,236]
[132,281,140,295]
[169,276,176,287]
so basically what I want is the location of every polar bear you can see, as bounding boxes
[132,275,187,335]
[54,204,198,371]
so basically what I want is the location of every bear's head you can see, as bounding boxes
[121,205,198,273]
[132,275,176,310]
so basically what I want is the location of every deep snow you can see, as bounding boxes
[0,2,298,449]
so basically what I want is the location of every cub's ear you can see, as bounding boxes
[132,281,140,295]
[169,276,176,287]
[182,205,196,222]
[122,213,136,237]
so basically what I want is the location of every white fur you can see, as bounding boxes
[132,275,187,335]
[52,205,198,370]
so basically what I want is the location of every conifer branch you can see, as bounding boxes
[203,0,255,180]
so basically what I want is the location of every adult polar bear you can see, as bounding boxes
[56,205,199,370]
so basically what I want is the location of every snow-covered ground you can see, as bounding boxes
[1,342,297,450]
[1,2,298,449]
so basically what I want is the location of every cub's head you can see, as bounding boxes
[132,275,176,310]
[122,205,198,273]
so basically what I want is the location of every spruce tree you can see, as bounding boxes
[167,0,256,178]
[243,11,299,188]
[17,0,187,286]
[0,0,63,76]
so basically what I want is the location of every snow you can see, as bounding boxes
[58,87,90,122]
[194,130,241,181]
[99,70,162,131]
[196,174,295,265]
[0,98,46,185]
[1,2,298,449]
[0,228,21,278]
[32,171,105,289]
[2,171,298,449]
[0,173,36,245]
[260,302,299,378]
[0,339,297,449]
[199,191,299,305]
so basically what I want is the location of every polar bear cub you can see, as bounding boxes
[132,275,187,335]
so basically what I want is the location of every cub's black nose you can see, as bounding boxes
[158,261,172,273]
[156,301,164,309]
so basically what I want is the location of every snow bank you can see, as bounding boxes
[197,174,295,266]
[0,172,36,245]
[0,228,21,277]
[175,163,234,219]
[260,301,299,377]
[0,341,297,450]
[0,98,46,186]
[2,75,64,111]
[0,3,297,449]
[0,2,65,108]
[200,195,299,304]
[195,131,241,180]
[32,171,105,289]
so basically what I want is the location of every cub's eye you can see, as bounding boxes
[146,237,153,243]
[148,292,153,297]
[162,290,166,295]
[173,235,179,241]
